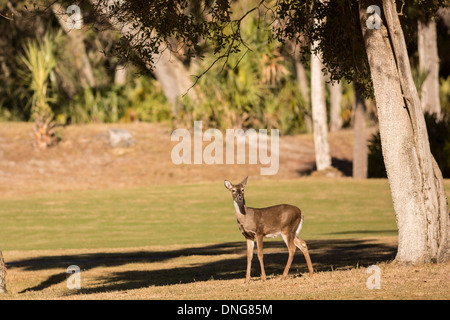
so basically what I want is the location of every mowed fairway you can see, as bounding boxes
[1,179,449,299]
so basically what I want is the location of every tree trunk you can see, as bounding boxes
[91,0,198,115]
[418,18,441,116]
[152,51,197,115]
[0,251,6,293]
[51,3,96,88]
[311,41,332,171]
[437,7,450,31]
[329,81,343,132]
[290,37,312,132]
[295,59,313,132]
[114,65,127,86]
[359,0,449,264]
[295,60,310,108]
[352,85,367,179]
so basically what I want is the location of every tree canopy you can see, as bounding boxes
[92,0,446,98]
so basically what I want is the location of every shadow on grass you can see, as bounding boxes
[8,238,397,295]
[297,157,353,177]
[324,230,398,236]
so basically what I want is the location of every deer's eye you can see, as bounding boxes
[232,189,236,193]
[241,189,244,192]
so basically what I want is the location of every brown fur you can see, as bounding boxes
[224,177,314,283]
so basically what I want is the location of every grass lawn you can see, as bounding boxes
[1,178,449,299]
[0,178,401,251]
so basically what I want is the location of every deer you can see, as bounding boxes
[224,177,314,283]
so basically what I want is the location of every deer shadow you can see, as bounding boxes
[8,238,397,296]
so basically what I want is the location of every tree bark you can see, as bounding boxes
[295,59,313,132]
[295,60,310,108]
[152,51,197,115]
[352,85,367,179]
[437,7,450,31]
[91,0,198,115]
[0,251,6,293]
[329,81,343,132]
[289,37,313,132]
[359,0,449,264]
[114,65,127,86]
[311,41,332,171]
[51,3,96,88]
[418,18,441,116]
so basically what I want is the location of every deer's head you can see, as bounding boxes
[224,176,248,203]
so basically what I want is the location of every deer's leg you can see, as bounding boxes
[294,237,314,276]
[256,235,266,281]
[245,239,254,283]
[281,235,296,280]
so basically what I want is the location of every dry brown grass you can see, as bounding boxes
[0,122,366,197]
[2,237,449,300]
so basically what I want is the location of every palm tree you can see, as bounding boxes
[18,33,59,148]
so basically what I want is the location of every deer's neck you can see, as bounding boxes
[233,200,246,216]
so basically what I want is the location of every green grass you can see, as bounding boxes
[2,178,450,300]
[1,179,449,251]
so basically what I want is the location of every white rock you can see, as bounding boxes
[108,129,136,148]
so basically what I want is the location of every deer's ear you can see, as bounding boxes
[240,176,248,187]
[224,180,233,190]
